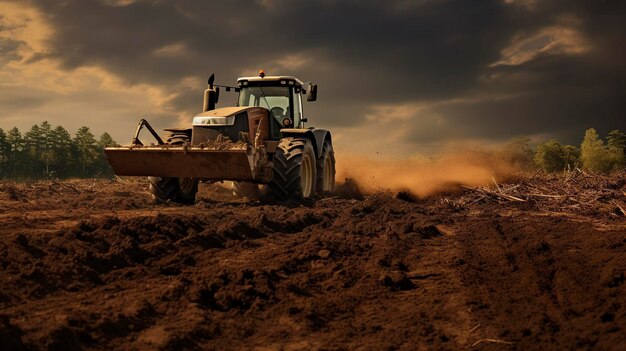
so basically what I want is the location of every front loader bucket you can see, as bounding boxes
[104,146,262,181]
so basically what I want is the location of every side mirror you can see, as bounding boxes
[306,84,317,102]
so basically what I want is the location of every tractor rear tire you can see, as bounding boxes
[316,140,336,193]
[148,131,199,204]
[269,137,316,200]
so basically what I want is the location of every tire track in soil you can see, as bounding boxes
[408,229,478,348]
[456,216,626,351]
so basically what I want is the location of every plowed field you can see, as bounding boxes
[0,175,625,350]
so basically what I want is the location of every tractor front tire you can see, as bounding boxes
[269,137,317,200]
[148,131,198,204]
[232,182,265,201]
[149,177,198,204]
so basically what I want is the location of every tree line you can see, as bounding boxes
[0,121,118,179]
[0,122,624,179]
[505,128,626,173]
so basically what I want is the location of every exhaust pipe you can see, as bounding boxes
[203,74,219,112]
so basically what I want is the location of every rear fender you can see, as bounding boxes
[280,128,331,157]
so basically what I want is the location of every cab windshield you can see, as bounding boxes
[238,86,291,119]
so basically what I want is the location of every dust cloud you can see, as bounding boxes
[335,148,521,197]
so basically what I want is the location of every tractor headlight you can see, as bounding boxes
[193,116,236,126]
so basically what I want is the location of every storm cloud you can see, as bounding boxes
[1,0,625,153]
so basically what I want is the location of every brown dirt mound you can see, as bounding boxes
[0,175,625,350]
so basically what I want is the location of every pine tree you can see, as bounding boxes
[23,124,45,177]
[96,132,118,178]
[0,128,9,178]
[73,126,99,177]
[6,127,24,178]
[97,132,117,148]
[580,128,612,172]
[39,121,55,176]
[50,125,75,178]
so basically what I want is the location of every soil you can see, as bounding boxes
[0,175,625,350]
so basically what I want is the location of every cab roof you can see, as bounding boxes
[237,76,305,88]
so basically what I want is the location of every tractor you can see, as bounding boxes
[104,71,335,203]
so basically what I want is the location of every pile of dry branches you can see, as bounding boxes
[445,168,626,217]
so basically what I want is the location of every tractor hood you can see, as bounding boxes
[193,106,266,126]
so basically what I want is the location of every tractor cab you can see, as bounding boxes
[237,73,316,139]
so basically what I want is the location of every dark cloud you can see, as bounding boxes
[0,37,22,65]
[21,0,626,145]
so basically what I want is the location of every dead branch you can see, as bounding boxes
[528,169,542,181]
[115,176,130,184]
[614,201,626,216]
[484,188,525,202]
[469,195,487,204]
[471,338,514,347]
[526,193,565,198]
[468,324,481,334]
[492,176,503,193]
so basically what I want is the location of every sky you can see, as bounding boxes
[1,0,625,156]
